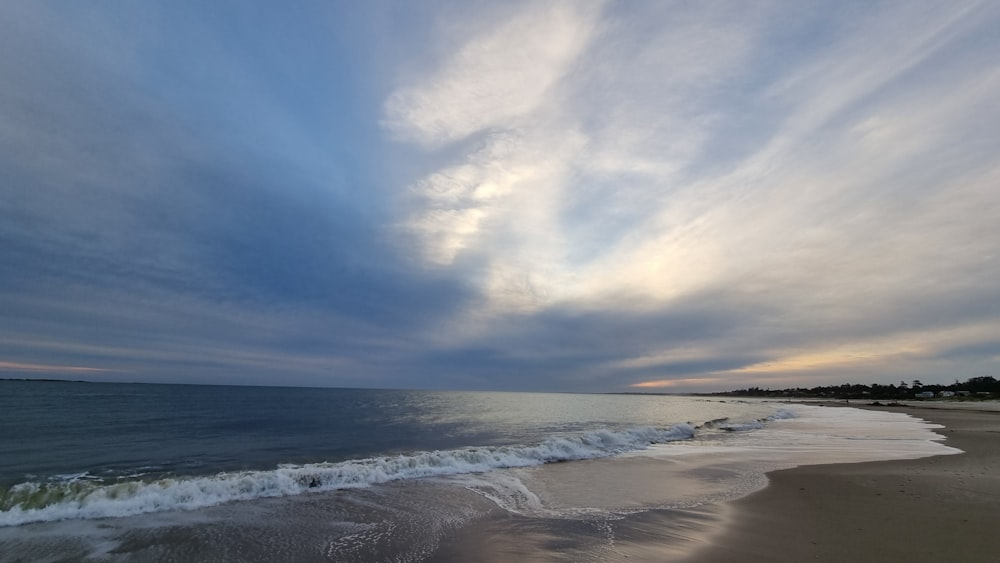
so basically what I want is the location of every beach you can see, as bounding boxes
[688,405,1000,562]
[3,386,993,562]
[429,404,999,563]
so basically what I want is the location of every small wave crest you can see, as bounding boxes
[719,408,796,432]
[0,424,694,526]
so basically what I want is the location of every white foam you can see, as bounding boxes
[493,405,962,519]
[642,404,961,466]
[0,424,694,526]
[9,405,947,528]
[715,408,796,431]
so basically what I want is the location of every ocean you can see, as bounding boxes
[0,381,957,562]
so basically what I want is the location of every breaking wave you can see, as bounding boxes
[0,424,695,526]
[718,408,796,432]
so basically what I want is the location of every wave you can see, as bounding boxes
[718,408,796,431]
[0,424,694,526]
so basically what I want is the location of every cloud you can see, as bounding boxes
[0,3,472,388]
[387,2,778,310]
[0,361,113,374]
[383,1,1000,390]
[2,1,999,392]
[382,1,601,148]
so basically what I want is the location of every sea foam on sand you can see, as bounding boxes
[447,404,959,520]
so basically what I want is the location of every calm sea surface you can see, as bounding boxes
[0,380,956,561]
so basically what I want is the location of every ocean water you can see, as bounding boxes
[0,381,957,562]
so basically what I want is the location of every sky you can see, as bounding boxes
[1,1,998,393]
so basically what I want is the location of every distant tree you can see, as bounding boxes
[708,375,997,399]
[966,376,998,393]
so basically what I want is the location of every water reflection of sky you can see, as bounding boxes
[393,391,779,445]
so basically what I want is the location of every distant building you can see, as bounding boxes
[915,391,935,399]
[938,391,955,398]
[956,391,971,397]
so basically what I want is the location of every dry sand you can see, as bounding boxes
[687,405,1000,563]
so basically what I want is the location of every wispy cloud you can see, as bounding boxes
[0,361,112,374]
[383,1,601,148]
[385,1,1000,390]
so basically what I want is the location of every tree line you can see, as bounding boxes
[712,375,1000,400]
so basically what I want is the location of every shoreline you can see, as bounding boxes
[5,401,990,561]
[686,404,1000,562]
[430,403,999,562]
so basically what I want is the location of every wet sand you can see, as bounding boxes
[688,405,1000,562]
